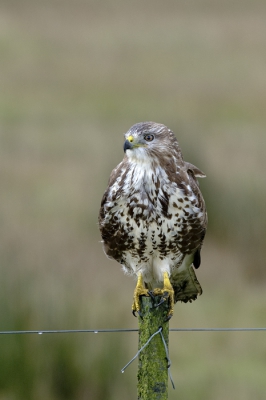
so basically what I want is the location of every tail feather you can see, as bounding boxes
[172,264,202,303]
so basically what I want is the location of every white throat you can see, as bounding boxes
[126,147,151,165]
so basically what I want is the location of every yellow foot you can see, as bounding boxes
[152,272,175,321]
[132,273,149,317]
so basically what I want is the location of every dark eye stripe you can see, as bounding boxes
[144,134,154,142]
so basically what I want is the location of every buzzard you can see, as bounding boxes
[99,122,207,319]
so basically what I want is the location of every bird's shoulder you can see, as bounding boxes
[183,162,206,179]
[99,158,128,218]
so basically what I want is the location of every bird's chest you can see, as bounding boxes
[102,166,203,268]
[106,165,198,247]
[110,165,177,223]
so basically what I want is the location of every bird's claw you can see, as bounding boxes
[154,291,169,308]
[132,309,142,318]
[152,274,175,320]
[148,290,156,301]
[132,272,174,320]
[132,274,149,317]
[164,313,173,322]
[148,290,174,321]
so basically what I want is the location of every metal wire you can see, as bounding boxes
[170,328,266,332]
[121,326,163,373]
[0,329,138,335]
[0,327,265,335]
[159,328,175,389]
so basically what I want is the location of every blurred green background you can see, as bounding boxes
[1,0,266,399]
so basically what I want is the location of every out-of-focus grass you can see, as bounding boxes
[0,0,266,398]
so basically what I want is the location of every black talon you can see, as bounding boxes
[154,296,167,308]
[138,311,143,319]
[164,314,172,322]
[132,309,143,318]
[148,291,156,301]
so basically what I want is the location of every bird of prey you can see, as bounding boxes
[99,122,207,320]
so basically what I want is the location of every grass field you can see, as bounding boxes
[0,1,266,398]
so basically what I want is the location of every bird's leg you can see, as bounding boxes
[152,272,175,320]
[132,273,149,317]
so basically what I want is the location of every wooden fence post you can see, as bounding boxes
[137,295,169,400]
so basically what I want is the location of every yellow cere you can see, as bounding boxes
[127,135,134,143]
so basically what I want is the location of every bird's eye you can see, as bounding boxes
[144,134,154,142]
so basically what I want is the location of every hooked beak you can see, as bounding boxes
[123,135,134,152]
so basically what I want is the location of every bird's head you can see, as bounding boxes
[123,121,182,165]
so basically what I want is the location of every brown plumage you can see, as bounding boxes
[99,122,207,318]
